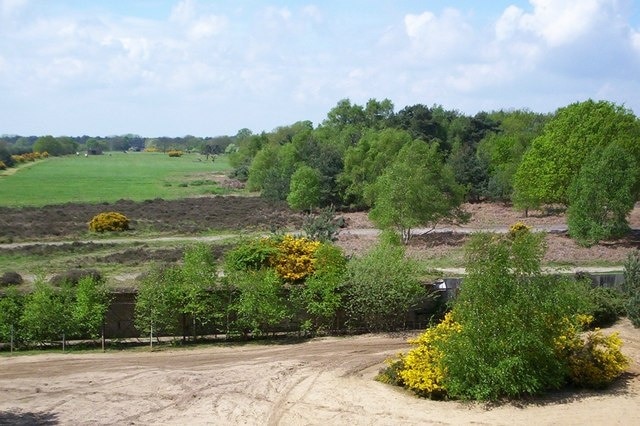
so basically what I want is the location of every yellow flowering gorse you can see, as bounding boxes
[270,235,321,282]
[398,312,462,398]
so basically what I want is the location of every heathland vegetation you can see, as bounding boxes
[2,97,640,402]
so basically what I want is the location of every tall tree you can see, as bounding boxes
[339,128,413,208]
[567,143,638,246]
[368,140,468,243]
[514,100,640,210]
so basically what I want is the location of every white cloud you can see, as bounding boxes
[404,8,474,60]
[187,15,228,40]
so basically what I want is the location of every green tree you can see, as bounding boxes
[247,143,296,201]
[339,128,413,208]
[0,287,24,345]
[368,140,468,243]
[514,100,640,210]
[344,239,426,331]
[227,269,290,336]
[179,243,221,340]
[33,135,63,156]
[72,275,111,339]
[567,143,638,246]
[287,165,322,211]
[20,280,75,344]
[623,250,640,327]
[289,243,347,333]
[0,141,15,167]
[478,109,548,202]
[447,140,489,202]
[134,266,182,338]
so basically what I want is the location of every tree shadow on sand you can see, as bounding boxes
[480,371,639,410]
[0,409,58,425]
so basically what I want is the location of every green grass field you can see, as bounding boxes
[0,152,234,207]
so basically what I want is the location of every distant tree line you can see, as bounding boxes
[0,133,238,167]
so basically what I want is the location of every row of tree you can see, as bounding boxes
[0,237,433,348]
[0,134,238,167]
[229,99,640,246]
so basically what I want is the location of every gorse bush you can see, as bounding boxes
[222,235,347,335]
[555,316,629,388]
[167,150,183,157]
[396,312,461,399]
[88,211,130,233]
[270,235,321,282]
[508,221,531,238]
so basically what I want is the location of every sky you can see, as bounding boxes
[1,0,639,137]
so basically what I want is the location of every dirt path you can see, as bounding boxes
[1,320,639,425]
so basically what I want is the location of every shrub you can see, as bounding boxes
[226,268,290,336]
[167,150,183,157]
[0,286,25,345]
[396,312,461,398]
[224,238,278,272]
[88,211,130,233]
[588,287,626,328]
[0,160,6,170]
[344,240,427,331]
[288,243,347,333]
[72,275,111,339]
[20,280,75,344]
[555,317,629,388]
[627,291,640,328]
[270,235,321,282]
[302,206,343,242]
[508,221,531,238]
[0,271,23,286]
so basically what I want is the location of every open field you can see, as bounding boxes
[1,319,638,425]
[0,152,234,207]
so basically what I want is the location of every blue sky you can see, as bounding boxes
[1,0,639,137]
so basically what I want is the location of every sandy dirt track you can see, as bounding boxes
[1,320,639,426]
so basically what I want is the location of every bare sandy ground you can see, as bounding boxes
[1,319,639,426]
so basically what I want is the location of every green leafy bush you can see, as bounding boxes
[588,287,626,328]
[224,238,278,272]
[88,211,130,233]
[289,243,347,333]
[344,240,427,331]
[226,269,290,336]
[20,280,75,344]
[0,286,25,345]
[623,250,640,327]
